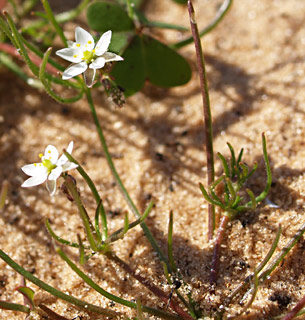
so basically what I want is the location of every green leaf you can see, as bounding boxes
[108,32,131,54]
[111,35,191,95]
[111,35,146,96]
[116,0,144,8]
[87,1,134,33]
[143,35,191,87]
[16,286,35,309]
[172,0,187,4]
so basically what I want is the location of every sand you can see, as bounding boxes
[0,0,305,319]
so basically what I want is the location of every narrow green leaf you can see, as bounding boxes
[16,286,35,309]
[0,300,30,313]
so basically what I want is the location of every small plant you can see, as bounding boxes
[0,0,304,319]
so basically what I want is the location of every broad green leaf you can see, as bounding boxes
[108,32,132,54]
[111,35,191,95]
[143,35,191,87]
[111,35,146,96]
[87,1,134,33]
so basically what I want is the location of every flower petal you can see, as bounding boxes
[46,179,57,196]
[57,141,74,166]
[21,174,48,188]
[62,162,79,172]
[83,67,96,88]
[62,62,88,80]
[95,30,112,56]
[44,145,59,164]
[75,26,95,50]
[89,57,105,70]
[56,48,83,63]
[21,163,47,177]
[103,52,124,63]
[48,166,62,181]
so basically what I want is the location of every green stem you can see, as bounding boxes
[57,248,181,320]
[41,0,67,46]
[0,180,8,210]
[172,0,233,49]
[0,249,120,318]
[63,151,108,240]
[85,88,169,267]
[22,0,90,33]
[0,300,30,313]
[188,0,215,240]
[39,48,84,104]
[63,175,98,251]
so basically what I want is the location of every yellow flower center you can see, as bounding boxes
[83,50,95,64]
[42,159,56,174]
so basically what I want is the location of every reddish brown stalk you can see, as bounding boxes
[210,215,230,284]
[105,252,193,320]
[39,304,70,320]
[280,294,305,320]
[0,0,7,10]
[0,43,59,75]
[187,0,215,240]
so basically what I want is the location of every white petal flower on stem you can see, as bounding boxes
[56,27,123,87]
[21,141,78,196]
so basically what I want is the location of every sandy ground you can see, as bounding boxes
[1,0,305,319]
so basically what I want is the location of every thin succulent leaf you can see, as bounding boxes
[246,134,272,207]
[56,248,180,320]
[63,151,108,240]
[77,234,87,265]
[168,211,177,272]
[45,219,83,248]
[199,183,225,208]
[16,286,35,309]
[217,152,230,177]
[237,147,244,164]
[172,0,233,49]
[39,48,84,104]
[63,176,98,252]
[0,249,121,318]
[8,0,19,19]
[246,189,257,209]
[123,213,129,235]
[238,268,259,317]
[239,162,249,180]
[259,222,305,283]
[222,226,282,310]
[94,200,103,242]
[225,177,236,206]
[104,200,154,245]
[226,142,237,178]
[3,12,39,76]
[0,300,30,313]
[0,16,19,48]
[41,0,67,46]
[22,0,91,33]
[39,304,70,320]
[231,195,242,208]
[0,180,8,210]
[85,88,170,270]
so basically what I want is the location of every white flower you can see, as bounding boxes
[21,141,78,196]
[56,27,123,87]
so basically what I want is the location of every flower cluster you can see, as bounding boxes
[56,27,123,87]
[21,141,78,196]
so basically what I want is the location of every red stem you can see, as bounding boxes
[187,0,215,240]
[280,294,305,320]
[106,252,193,320]
[0,0,7,10]
[0,43,59,75]
[210,215,230,284]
